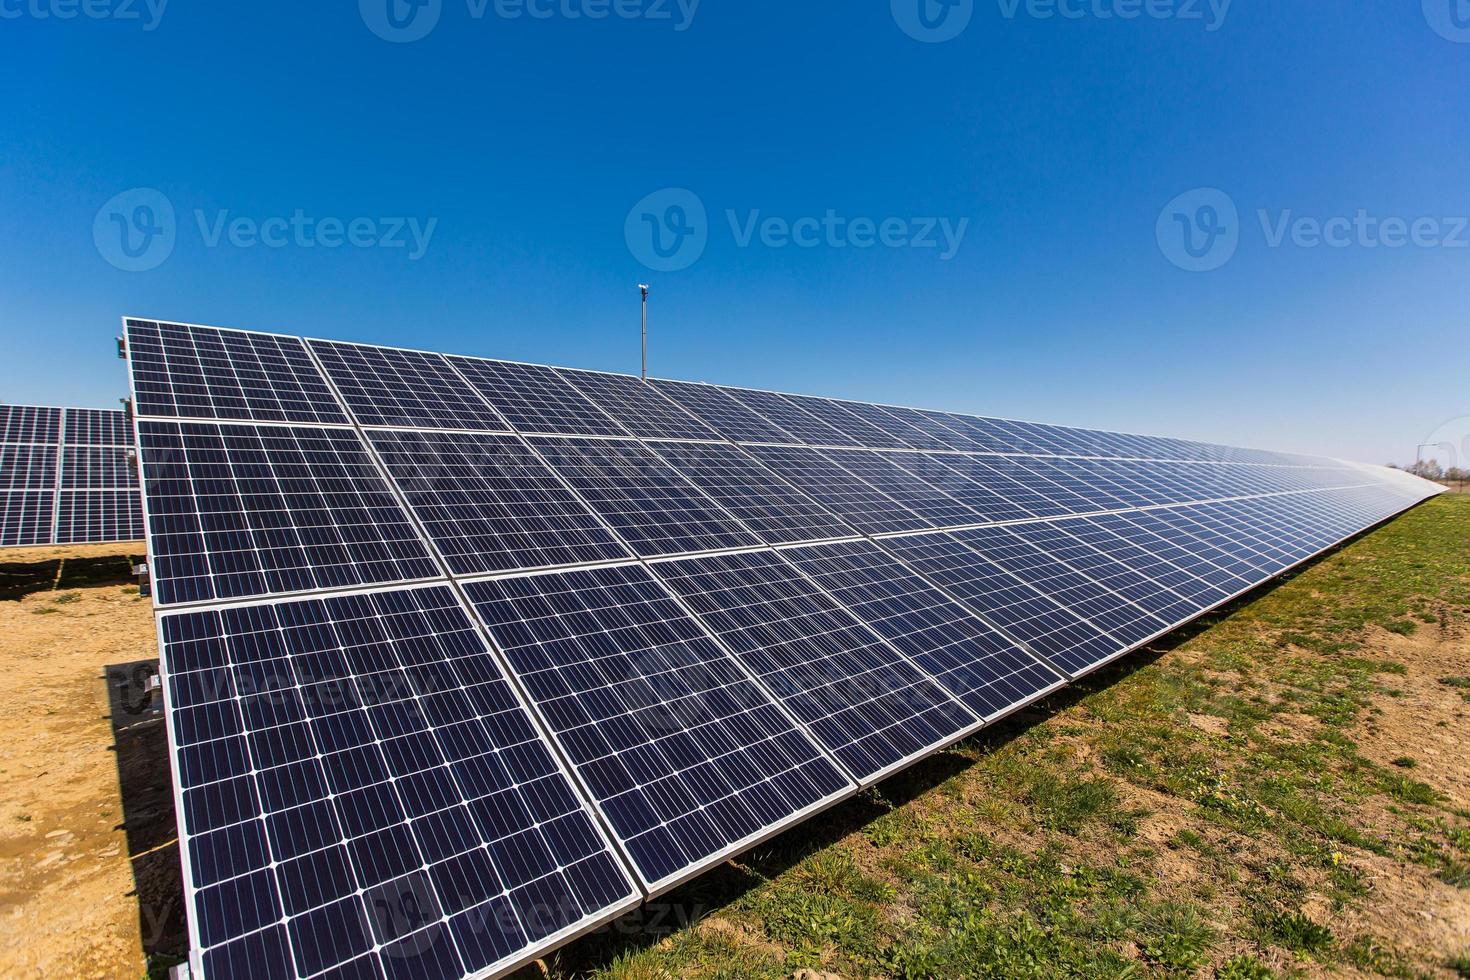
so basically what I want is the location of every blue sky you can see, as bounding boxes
[2,1,1466,466]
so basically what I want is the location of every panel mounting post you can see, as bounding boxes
[638,283,650,380]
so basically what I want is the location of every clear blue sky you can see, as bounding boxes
[2,2,1466,466]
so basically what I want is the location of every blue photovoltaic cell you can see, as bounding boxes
[366,429,631,575]
[952,525,1168,656]
[719,387,863,447]
[780,540,1064,718]
[447,357,629,437]
[773,393,915,449]
[645,441,859,545]
[126,321,351,425]
[742,445,933,535]
[555,369,721,441]
[137,422,439,605]
[308,340,510,431]
[158,585,638,980]
[463,565,851,888]
[0,405,62,443]
[817,449,983,527]
[877,532,1120,677]
[1,443,57,490]
[844,401,980,452]
[1056,515,1234,608]
[527,436,762,557]
[885,453,1035,524]
[651,550,977,781]
[61,445,137,489]
[56,490,144,545]
[648,379,797,444]
[0,491,54,547]
[63,407,134,446]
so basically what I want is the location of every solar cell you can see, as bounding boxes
[742,445,932,535]
[772,392,916,449]
[60,445,138,489]
[817,449,983,527]
[157,584,639,980]
[0,405,62,443]
[527,436,762,558]
[877,532,1119,677]
[647,379,796,444]
[308,340,509,431]
[63,407,134,446]
[0,491,54,547]
[56,490,145,545]
[463,564,852,889]
[366,429,631,575]
[780,540,1065,718]
[126,321,350,425]
[555,368,720,441]
[446,357,628,437]
[651,550,978,782]
[885,453,1035,524]
[1,443,58,490]
[719,387,864,447]
[644,441,859,545]
[137,422,440,605]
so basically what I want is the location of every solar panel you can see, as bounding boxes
[720,386,864,447]
[308,340,509,431]
[527,436,762,557]
[446,357,628,437]
[127,321,350,425]
[157,584,639,980]
[0,491,54,547]
[136,421,440,605]
[1,443,58,490]
[554,368,721,441]
[651,550,979,781]
[647,378,796,444]
[0,404,61,443]
[780,540,1065,718]
[462,564,851,889]
[644,440,859,545]
[742,444,933,535]
[366,429,631,575]
[120,320,1444,980]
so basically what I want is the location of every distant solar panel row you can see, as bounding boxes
[123,319,1441,980]
[0,404,143,547]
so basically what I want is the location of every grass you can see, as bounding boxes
[530,495,1470,980]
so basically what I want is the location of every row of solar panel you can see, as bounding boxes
[154,485,1429,980]
[134,421,1387,608]
[0,405,143,547]
[125,322,1440,980]
[126,320,1325,466]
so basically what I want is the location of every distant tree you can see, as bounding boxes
[1408,459,1445,481]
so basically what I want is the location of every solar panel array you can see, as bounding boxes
[122,318,1443,980]
[0,404,143,547]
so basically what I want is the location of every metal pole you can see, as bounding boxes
[639,284,649,380]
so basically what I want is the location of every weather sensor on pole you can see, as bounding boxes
[639,283,650,380]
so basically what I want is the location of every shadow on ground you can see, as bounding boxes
[1,553,141,602]
[104,659,188,976]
